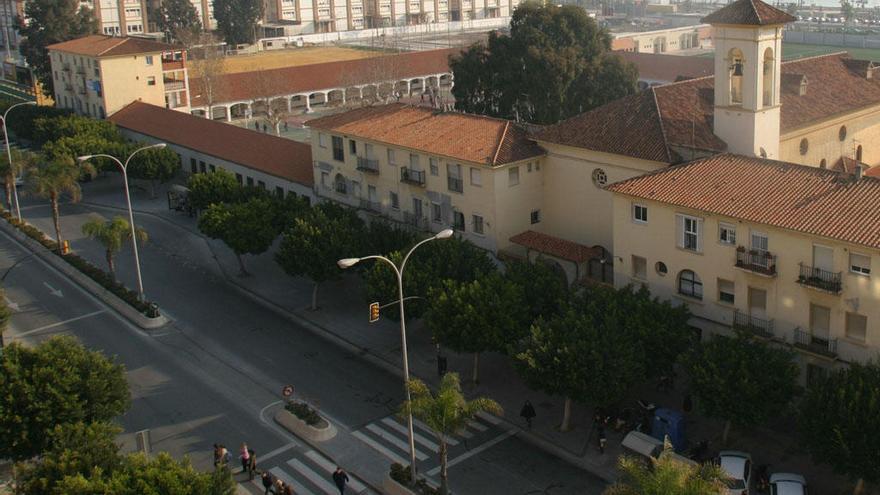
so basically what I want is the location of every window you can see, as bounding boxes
[846,312,867,342]
[275,186,284,197]
[320,171,328,187]
[857,145,864,162]
[632,255,647,280]
[246,177,254,186]
[331,136,344,162]
[472,214,484,234]
[536,162,541,171]
[349,139,357,155]
[147,76,156,86]
[429,158,439,176]
[364,143,374,159]
[209,164,216,172]
[145,55,153,65]
[527,162,532,172]
[409,153,419,169]
[839,125,847,141]
[235,173,243,184]
[656,262,668,275]
[453,211,465,231]
[390,191,399,209]
[190,158,197,174]
[508,166,519,186]
[632,204,648,223]
[318,133,327,148]
[850,253,871,275]
[199,160,206,173]
[351,180,361,198]
[387,149,396,165]
[799,138,809,155]
[719,223,736,245]
[432,203,442,223]
[592,168,608,187]
[751,231,768,253]
[718,279,735,304]
[820,158,827,168]
[678,270,703,300]
[334,174,346,194]
[530,209,541,224]
[470,167,482,186]
[677,215,702,252]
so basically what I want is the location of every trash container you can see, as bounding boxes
[146,303,160,318]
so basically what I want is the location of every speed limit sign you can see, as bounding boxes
[282,385,294,397]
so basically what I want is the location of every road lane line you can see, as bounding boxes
[12,310,106,338]
[351,430,408,466]
[413,418,459,445]
[475,411,502,425]
[303,450,367,493]
[425,429,517,476]
[381,417,440,452]
[287,459,338,494]
[466,419,488,432]
[365,424,428,460]
[259,442,298,463]
[270,466,315,495]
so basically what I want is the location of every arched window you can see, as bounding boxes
[857,145,863,162]
[762,48,775,107]
[678,270,703,300]
[334,173,347,194]
[839,125,847,141]
[820,158,827,168]
[800,138,809,155]
[729,48,744,105]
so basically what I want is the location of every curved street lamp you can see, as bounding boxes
[78,143,166,301]
[338,227,453,483]
[1,100,36,221]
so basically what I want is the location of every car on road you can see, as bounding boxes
[719,450,752,495]
[770,473,808,495]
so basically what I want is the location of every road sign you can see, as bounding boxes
[369,302,380,323]
[282,385,294,397]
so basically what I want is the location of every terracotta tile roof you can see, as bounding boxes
[510,230,604,262]
[539,53,880,161]
[617,52,714,83]
[865,165,880,177]
[701,0,796,26]
[305,103,544,166]
[190,48,458,107]
[607,153,880,250]
[48,35,178,57]
[109,102,313,186]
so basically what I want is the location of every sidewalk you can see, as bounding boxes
[73,177,856,494]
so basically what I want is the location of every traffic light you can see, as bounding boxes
[369,302,380,323]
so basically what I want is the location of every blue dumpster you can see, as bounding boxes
[651,408,686,451]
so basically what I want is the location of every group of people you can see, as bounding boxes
[252,120,290,133]
[212,443,257,479]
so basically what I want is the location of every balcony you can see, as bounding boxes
[400,167,426,186]
[359,198,382,213]
[447,176,463,193]
[735,247,777,276]
[75,66,86,75]
[356,157,380,174]
[793,328,838,358]
[732,310,774,338]
[403,211,428,230]
[164,80,186,91]
[797,263,842,294]
[334,182,347,194]
[62,64,71,72]
[162,59,185,71]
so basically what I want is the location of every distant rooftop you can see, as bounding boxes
[47,35,179,57]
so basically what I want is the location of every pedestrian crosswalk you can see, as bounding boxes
[352,413,500,471]
[241,448,371,495]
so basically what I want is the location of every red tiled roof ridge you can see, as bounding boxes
[650,88,674,163]
[492,121,510,166]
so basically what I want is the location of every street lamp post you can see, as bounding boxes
[78,143,167,301]
[338,228,454,484]
[1,100,36,221]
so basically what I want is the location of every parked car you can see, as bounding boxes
[719,450,752,495]
[769,473,808,495]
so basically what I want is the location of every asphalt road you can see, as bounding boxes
[3,194,607,495]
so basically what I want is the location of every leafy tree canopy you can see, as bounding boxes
[450,1,637,124]
[0,100,70,141]
[126,145,182,189]
[32,115,120,147]
[17,0,97,96]
[212,0,263,45]
[605,448,727,495]
[0,336,130,460]
[503,259,569,322]
[198,197,279,275]
[153,0,202,43]
[186,169,242,210]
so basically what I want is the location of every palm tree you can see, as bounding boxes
[26,157,93,247]
[81,216,148,280]
[0,148,37,211]
[604,446,728,495]
[400,373,502,495]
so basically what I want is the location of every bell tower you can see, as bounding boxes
[702,0,795,159]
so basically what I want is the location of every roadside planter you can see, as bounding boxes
[384,463,442,495]
[274,401,336,442]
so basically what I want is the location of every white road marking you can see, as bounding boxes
[4,295,19,311]
[43,281,63,297]
[352,430,408,466]
[426,429,517,477]
[304,450,367,494]
[287,458,337,494]
[381,417,440,452]
[466,419,488,432]
[476,411,502,425]
[270,466,315,495]
[365,424,428,460]
[413,418,459,445]
[259,442,298,463]
[12,310,106,338]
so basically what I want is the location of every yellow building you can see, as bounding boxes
[305,104,545,253]
[47,35,190,118]
[607,154,880,379]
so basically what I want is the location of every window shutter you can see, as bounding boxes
[675,214,684,248]
[696,218,704,252]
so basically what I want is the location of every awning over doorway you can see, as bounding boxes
[509,230,603,263]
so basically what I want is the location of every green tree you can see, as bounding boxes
[0,288,10,348]
[276,204,365,310]
[0,148,38,210]
[503,259,569,322]
[198,197,278,276]
[364,220,417,256]
[0,100,70,141]
[401,373,501,495]
[81,216,148,280]
[799,361,880,494]
[363,236,495,321]
[212,0,263,45]
[514,290,645,431]
[426,272,528,384]
[841,0,855,22]
[17,0,97,96]
[605,447,728,495]
[153,0,202,43]
[450,2,637,124]
[0,336,130,460]
[32,114,120,147]
[127,145,182,198]
[26,157,94,246]
[186,169,241,211]
[682,334,799,444]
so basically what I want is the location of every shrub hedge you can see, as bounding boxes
[389,463,440,495]
[284,401,322,426]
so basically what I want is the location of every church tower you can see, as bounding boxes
[703,0,795,159]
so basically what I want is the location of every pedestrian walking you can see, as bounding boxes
[220,444,230,467]
[262,123,268,133]
[261,471,274,495]
[332,466,349,494]
[248,449,257,480]
[283,481,294,495]
[520,400,536,429]
[284,121,289,132]
[598,426,607,454]
[239,443,250,474]
[212,443,221,468]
